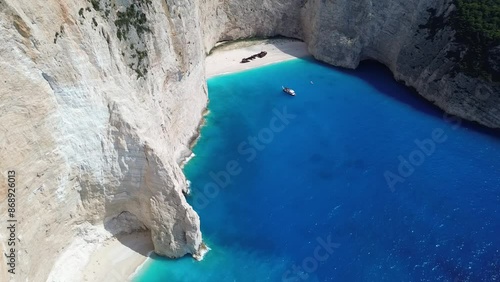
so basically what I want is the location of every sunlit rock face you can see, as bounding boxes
[0,0,498,281]
[201,0,499,128]
[0,0,206,280]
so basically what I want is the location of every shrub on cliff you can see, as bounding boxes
[453,0,500,81]
[456,0,500,41]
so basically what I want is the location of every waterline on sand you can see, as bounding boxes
[135,57,500,281]
[205,38,309,78]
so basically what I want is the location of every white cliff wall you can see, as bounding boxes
[301,0,500,127]
[0,0,206,280]
[0,0,499,281]
[201,0,500,128]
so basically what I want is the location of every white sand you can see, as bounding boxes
[206,38,309,78]
[82,232,153,282]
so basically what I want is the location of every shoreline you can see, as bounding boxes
[81,39,310,282]
[128,250,155,281]
[205,38,310,78]
[82,231,153,282]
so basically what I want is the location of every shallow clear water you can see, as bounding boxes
[135,58,500,282]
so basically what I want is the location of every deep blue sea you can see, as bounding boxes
[134,58,500,282]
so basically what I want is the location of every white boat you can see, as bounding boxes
[282,86,296,96]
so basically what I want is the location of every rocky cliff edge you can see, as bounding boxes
[0,0,498,281]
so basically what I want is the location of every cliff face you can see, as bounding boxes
[0,0,206,280]
[201,0,500,128]
[0,0,498,281]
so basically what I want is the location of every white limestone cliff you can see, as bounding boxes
[0,0,206,280]
[201,0,499,128]
[0,0,498,281]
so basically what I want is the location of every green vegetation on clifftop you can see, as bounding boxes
[456,0,500,41]
[452,0,500,81]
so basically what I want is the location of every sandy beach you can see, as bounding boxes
[82,232,153,282]
[79,39,308,282]
[206,38,309,78]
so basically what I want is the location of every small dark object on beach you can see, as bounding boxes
[239,50,268,63]
[240,56,256,63]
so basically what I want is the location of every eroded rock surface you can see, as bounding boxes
[201,0,499,127]
[0,0,498,281]
[0,0,206,280]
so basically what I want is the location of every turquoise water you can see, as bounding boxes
[135,58,500,281]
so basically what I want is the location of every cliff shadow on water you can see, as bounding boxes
[215,34,500,139]
[137,50,500,282]
[330,58,500,140]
